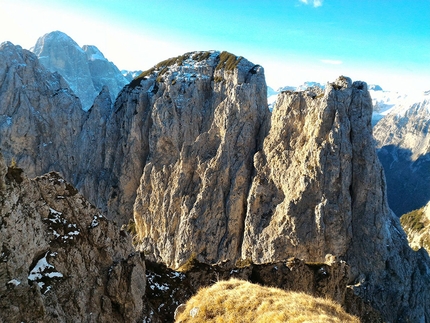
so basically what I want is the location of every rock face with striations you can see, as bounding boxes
[373,94,430,216]
[0,152,146,322]
[32,31,128,110]
[128,51,268,268]
[127,68,429,321]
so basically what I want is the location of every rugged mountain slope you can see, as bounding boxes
[400,200,430,252]
[374,94,430,215]
[0,41,84,178]
[1,42,429,321]
[0,41,119,221]
[32,31,127,110]
[0,152,146,322]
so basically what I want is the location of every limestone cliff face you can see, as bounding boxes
[374,95,430,215]
[131,73,430,322]
[124,52,268,267]
[0,41,84,179]
[243,79,392,274]
[0,152,146,322]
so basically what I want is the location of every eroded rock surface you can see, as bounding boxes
[131,73,430,322]
[0,41,84,179]
[129,51,268,268]
[0,152,146,322]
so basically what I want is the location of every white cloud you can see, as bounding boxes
[299,0,323,7]
[321,59,343,65]
[313,0,323,7]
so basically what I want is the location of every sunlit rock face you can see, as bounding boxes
[0,152,146,323]
[129,69,429,322]
[122,51,269,267]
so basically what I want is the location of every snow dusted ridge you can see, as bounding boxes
[135,51,221,86]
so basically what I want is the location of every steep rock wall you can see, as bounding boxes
[126,52,268,267]
[0,41,84,179]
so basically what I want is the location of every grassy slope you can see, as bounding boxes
[175,278,360,323]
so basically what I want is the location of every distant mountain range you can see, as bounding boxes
[373,91,430,216]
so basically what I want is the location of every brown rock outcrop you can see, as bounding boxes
[0,152,146,322]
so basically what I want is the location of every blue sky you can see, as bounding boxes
[1,0,429,92]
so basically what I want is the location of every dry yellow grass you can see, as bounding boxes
[175,279,360,323]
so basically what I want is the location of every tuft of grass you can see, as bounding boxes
[175,278,360,323]
[135,54,190,82]
[215,51,243,72]
[192,51,211,62]
[400,206,430,252]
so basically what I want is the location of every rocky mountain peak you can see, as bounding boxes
[31,31,127,110]
[82,44,106,61]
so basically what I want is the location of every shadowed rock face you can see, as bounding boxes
[0,152,146,322]
[0,41,114,219]
[0,41,84,179]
